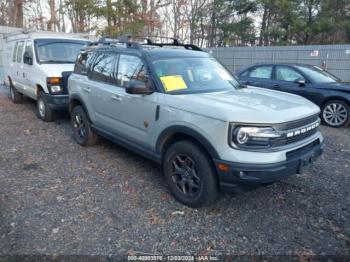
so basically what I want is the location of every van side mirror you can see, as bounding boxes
[23,52,33,65]
[125,80,153,95]
[295,78,306,86]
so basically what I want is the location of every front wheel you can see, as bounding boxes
[71,105,99,146]
[163,140,219,208]
[37,91,55,122]
[321,100,349,128]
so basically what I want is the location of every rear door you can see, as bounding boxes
[87,51,120,129]
[241,65,274,88]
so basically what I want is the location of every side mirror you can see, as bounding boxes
[23,52,33,65]
[295,78,306,86]
[125,80,153,95]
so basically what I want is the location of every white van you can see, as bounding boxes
[2,31,89,121]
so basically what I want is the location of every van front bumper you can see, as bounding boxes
[43,94,69,110]
[214,139,324,192]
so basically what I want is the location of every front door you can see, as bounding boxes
[273,65,320,103]
[89,52,158,149]
[13,40,25,92]
[21,40,36,99]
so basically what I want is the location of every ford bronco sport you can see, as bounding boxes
[68,37,324,207]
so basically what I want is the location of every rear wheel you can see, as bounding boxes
[71,105,99,146]
[321,100,349,128]
[163,140,219,208]
[37,91,55,122]
[9,81,23,104]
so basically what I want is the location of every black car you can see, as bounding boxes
[237,63,350,127]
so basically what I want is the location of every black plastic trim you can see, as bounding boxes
[155,105,160,121]
[42,93,69,110]
[215,139,324,192]
[156,126,220,159]
[92,125,161,163]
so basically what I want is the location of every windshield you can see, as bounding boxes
[35,39,87,63]
[297,65,340,84]
[153,57,240,94]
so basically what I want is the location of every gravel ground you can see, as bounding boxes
[0,84,349,258]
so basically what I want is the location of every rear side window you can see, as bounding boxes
[16,41,24,63]
[89,52,118,84]
[74,51,95,75]
[117,54,148,87]
[12,42,19,62]
[248,66,273,79]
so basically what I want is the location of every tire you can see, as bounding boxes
[37,91,55,122]
[71,105,99,146]
[163,140,219,208]
[9,81,23,104]
[321,100,350,128]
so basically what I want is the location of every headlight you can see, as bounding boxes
[230,125,281,149]
[47,77,62,94]
[49,85,62,93]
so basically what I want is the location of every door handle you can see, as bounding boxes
[23,72,25,78]
[110,94,122,101]
[273,84,280,88]
[83,87,91,93]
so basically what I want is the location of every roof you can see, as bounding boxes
[249,62,317,68]
[82,43,208,59]
[4,30,92,42]
[145,48,209,59]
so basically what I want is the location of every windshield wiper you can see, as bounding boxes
[238,84,247,89]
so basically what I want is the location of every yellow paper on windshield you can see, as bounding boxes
[160,75,188,92]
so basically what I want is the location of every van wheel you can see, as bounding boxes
[321,100,349,128]
[163,140,219,208]
[71,105,98,146]
[37,91,55,122]
[9,83,23,103]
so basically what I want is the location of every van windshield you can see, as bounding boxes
[153,57,240,94]
[35,39,88,64]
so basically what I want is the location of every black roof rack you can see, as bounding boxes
[87,34,202,51]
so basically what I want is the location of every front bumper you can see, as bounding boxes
[214,139,324,192]
[43,94,69,110]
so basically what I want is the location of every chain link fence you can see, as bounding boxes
[206,45,350,81]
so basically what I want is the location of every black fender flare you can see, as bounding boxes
[156,125,220,159]
[69,94,90,116]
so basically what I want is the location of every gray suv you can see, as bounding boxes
[68,38,324,207]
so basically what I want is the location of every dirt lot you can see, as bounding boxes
[0,84,349,258]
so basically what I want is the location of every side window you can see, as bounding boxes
[89,52,118,83]
[12,42,19,62]
[24,40,34,64]
[75,51,95,75]
[117,54,148,87]
[248,66,273,79]
[276,66,305,82]
[16,41,24,63]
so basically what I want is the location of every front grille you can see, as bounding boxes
[272,114,320,147]
[276,114,319,131]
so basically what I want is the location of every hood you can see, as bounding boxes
[165,86,320,124]
[39,63,75,77]
[318,82,350,93]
